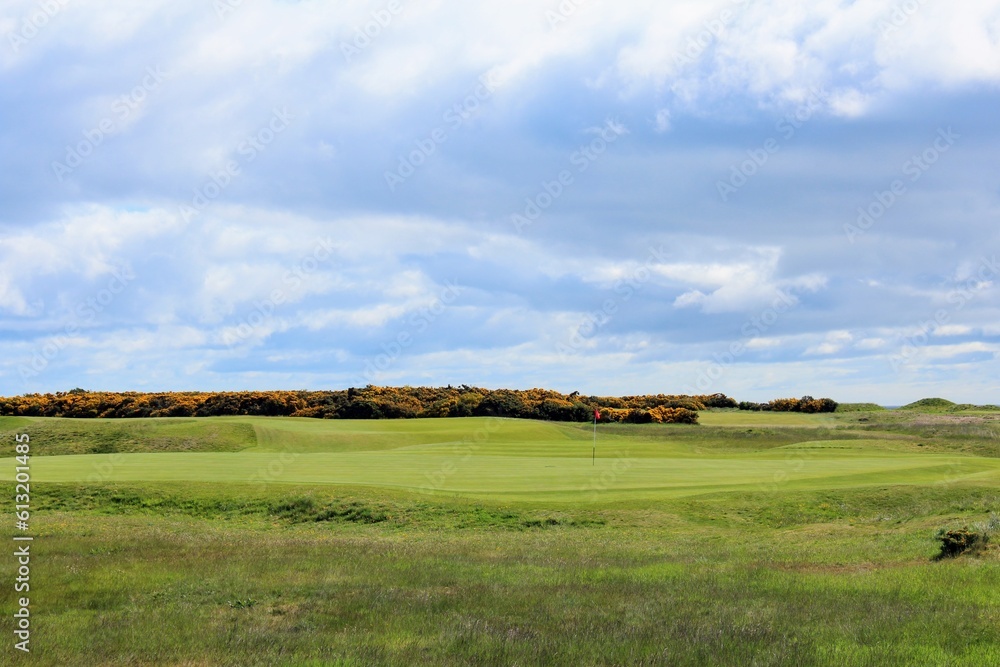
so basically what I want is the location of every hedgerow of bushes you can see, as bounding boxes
[738,395,838,413]
[0,386,731,425]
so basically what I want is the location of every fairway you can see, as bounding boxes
[6,416,999,500]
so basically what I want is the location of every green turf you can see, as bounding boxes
[835,402,887,412]
[1,411,998,665]
[0,415,256,456]
[5,415,998,501]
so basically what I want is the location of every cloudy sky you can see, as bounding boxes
[2,0,999,404]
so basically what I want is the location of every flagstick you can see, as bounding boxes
[592,413,597,466]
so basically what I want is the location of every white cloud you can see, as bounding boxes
[654,108,672,133]
[673,290,707,309]
[661,247,824,314]
[745,337,783,350]
[920,341,996,360]
[856,337,887,350]
[934,324,973,337]
[0,271,32,316]
[613,0,1000,114]
[3,1,1000,401]
[806,330,853,355]
[8,1,1000,121]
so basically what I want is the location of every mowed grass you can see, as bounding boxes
[5,415,999,501]
[1,411,999,665]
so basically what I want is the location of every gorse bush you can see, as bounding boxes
[0,387,832,424]
[0,386,720,424]
[935,513,999,559]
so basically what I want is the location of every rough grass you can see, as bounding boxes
[4,494,998,666]
[25,482,605,530]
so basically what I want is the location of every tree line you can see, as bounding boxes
[0,387,837,423]
[0,387,744,424]
[737,396,839,413]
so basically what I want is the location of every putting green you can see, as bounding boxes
[4,416,999,502]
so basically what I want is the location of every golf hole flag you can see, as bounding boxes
[592,409,599,464]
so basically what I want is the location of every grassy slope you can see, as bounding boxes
[1,411,999,665]
[0,415,257,456]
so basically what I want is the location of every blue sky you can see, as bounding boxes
[2,0,999,404]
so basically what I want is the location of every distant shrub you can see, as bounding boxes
[738,397,837,413]
[597,406,697,424]
[474,390,527,418]
[648,406,699,424]
[768,397,800,412]
[702,393,738,409]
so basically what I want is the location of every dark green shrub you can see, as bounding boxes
[935,513,998,559]
[936,528,984,558]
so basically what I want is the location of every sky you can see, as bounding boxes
[1,0,999,405]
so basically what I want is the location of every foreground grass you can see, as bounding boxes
[3,487,998,666]
[0,411,998,665]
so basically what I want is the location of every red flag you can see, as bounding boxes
[594,409,601,421]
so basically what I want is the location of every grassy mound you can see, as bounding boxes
[0,416,258,457]
[898,398,1000,413]
[898,398,957,411]
[836,403,887,413]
